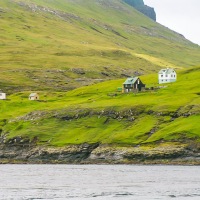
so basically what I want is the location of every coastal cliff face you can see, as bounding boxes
[123,0,156,21]
[0,142,200,164]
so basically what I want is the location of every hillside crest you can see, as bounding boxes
[123,0,156,21]
[0,0,200,92]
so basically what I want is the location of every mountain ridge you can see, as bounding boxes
[0,0,200,93]
[122,0,156,21]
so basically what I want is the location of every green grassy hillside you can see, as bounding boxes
[0,0,200,92]
[1,67,199,146]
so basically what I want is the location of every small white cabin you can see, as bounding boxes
[29,93,39,101]
[0,92,6,100]
[158,68,177,84]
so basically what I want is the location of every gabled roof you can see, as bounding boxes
[159,68,175,74]
[123,77,138,85]
[29,93,38,97]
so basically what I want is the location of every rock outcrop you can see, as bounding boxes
[1,103,199,164]
[0,141,200,164]
[123,0,156,21]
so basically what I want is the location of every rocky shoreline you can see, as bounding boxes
[1,104,199,165]
[1,142,200,165]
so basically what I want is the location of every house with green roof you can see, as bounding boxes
[158,68,177,84]
[123,77,145,93]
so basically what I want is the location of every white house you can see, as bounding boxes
[29,93,39,100]
[158,68,177,84]
[0,92,6,100]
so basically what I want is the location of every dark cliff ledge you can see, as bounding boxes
[0,142,200,165]
[123,0,156,21]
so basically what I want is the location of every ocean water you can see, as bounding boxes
[0,165,200,200]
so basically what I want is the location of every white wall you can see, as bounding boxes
[0,93,6,100]
[159,71,177,84]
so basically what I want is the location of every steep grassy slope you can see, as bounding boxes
[1,67,199,146]
[0,0,200,92]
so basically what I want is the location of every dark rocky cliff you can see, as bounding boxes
[0,141,200,164]
[123,0,156,21]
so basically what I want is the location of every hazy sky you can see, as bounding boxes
[144,0,200,45]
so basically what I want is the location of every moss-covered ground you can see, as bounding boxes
[1,67,199,146]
